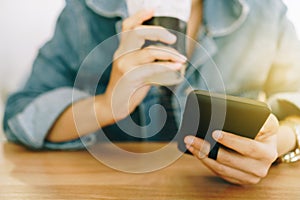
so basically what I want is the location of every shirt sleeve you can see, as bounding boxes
[3,1,98,150]
[264,4,300,120]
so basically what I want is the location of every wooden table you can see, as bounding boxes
[0,142,300,200]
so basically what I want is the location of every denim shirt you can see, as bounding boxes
[3,0,300,150]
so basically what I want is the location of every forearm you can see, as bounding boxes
[46,95,115,142]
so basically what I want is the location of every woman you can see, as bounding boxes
[3,0,300,185]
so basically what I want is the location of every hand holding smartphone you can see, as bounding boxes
[177,90,272,156]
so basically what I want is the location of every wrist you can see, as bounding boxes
[94,94,116,127]
[278,116,300,163]
[276,125,296,156]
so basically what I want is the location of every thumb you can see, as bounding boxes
[256,114,279,140]
[122,9,154,31]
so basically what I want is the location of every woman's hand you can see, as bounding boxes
[103,9,186,123]
[184,114,279,185]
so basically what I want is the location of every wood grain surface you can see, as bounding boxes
[0,142,300,200]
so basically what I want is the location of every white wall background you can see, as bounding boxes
[0,0,65,141]
[0,0,299,141]
[284,0,300,36]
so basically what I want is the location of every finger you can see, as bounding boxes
[212,145,272,178]
[218,176,245,185]
[185,136,269,177]
[125,46,186,67]
[212,130,269,159]
[200,157,262,185]
[114,61,185,88]
[187,145,262,185]
[134,25,177,45]
[137,46,187,65]
[122,9,154,31]
[218,173,260,185]
[186,135,274,178]
[184,136,211,157]
[118,26,177,53]
[128,62,185,81]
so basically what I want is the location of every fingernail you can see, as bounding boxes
[169,34,177,43]
[171,62,183,69]
[198,151,206,159]
[178,55,187,63]
[185,144,192,151]
[213,131,223,140]
[181,54,187,61]
[184,136,194,145]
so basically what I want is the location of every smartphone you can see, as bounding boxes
[177,90,272,154]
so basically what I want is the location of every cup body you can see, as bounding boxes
[126,0,192,85]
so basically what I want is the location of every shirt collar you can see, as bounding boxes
[85,0,128,18]
[85,0,249,37]
[203,0,250,37]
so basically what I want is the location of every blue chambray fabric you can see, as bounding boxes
[3,0,300,149]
